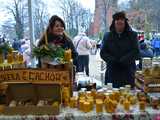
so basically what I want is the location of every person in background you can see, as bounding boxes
[73,32,93,76]
[138,40,154,70]
[100,11,140,88]
[151,35,160,56]
[38,15,78,68]
[12,38,22,52]
[21,38,31,66]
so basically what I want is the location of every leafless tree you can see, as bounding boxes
[129,0,160,32]
[59,0,93,37]
[5,0,27,40]
[33,0,50,39]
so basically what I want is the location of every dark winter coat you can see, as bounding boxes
[100,30,140,88]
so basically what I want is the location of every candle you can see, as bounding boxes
[52,101,59,108]
[96,99,103,113]
[18,53,24,63]
[87,98,94,110]
[130,96,137,105]
[70,98,74,108]
[151,97,159,109]
[7,53,13,64]
[83,102,90,113]
[64,49,72,62]
[125,85,131,92]
[14,53,19,63]
[120,87,125,96]
[79,99,85,111]
[105,99,117,113]
[91,89,96,99]
[0,54,4,64]
[78,91,85,98]
[113,89,120,102]
[70,97,77,108]
[62,87,70,107]
[0,105,4,113]
[139,101,146,111]
[123,100,130,111]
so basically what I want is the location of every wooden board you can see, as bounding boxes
[0,68,70,84]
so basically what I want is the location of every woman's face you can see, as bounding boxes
[51,20,64,35]
[115,18,125,33]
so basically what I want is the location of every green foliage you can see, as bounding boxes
[0,42,12,54]
[32,44,65,60]
[98,32,104,40]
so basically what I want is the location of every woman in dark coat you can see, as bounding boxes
[100,11,140,88]
[38,15,78,67]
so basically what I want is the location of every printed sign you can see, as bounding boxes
[0,69,70,84]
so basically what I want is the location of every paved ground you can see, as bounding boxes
[89,52,101,79]
[89,50,105,83]
[75,50,106,87]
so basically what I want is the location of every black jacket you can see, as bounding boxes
[100,30,140,88]
[100,31,140,66]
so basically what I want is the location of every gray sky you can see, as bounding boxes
[0,0,95,24]
[0,0,128,25]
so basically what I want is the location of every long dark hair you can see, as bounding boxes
[38,15,70,46]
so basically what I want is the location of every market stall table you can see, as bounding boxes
[0,107,159,120]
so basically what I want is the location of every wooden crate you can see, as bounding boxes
[3,82,61,115]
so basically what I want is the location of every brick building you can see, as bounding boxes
[88,0,118,36]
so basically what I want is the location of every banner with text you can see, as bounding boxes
[0,69,70,84]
